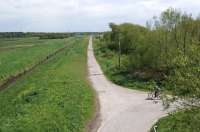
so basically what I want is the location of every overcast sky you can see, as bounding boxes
[0,0,200,32]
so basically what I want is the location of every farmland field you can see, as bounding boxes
[0,37,39,48]
[0,37,95,132]
[0,37,72,86]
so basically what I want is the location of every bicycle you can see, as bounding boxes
[146,86,162,100]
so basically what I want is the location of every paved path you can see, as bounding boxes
[88,36,170,132]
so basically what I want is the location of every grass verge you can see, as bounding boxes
[0,37,94,132]
[151,108,200,132]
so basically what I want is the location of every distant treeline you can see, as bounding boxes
[38,33,71,39]
[0,32,72,39]
[0,32,102,39]
[0,32,26,38]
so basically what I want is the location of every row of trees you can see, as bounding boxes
[0,32,75,39]
[101,8,200,98]
[0,32,102,39]
[0,32,26,38]
[38,33,71,39]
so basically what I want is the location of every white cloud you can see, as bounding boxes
[0,0,200,32]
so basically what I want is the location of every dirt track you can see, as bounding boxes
[88,36,171,132]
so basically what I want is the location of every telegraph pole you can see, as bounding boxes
[118,35,121,69]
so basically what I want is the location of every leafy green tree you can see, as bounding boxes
[101,8,200,99]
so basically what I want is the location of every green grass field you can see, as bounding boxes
[0,37,72,86]
[0,37,40,48]
[0,37,95,132]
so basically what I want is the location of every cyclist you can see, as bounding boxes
[154,85,160,98]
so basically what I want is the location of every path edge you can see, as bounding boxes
[85,36,101,132]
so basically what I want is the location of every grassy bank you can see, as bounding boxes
[0,37,94,132]
[151,108,200,132]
